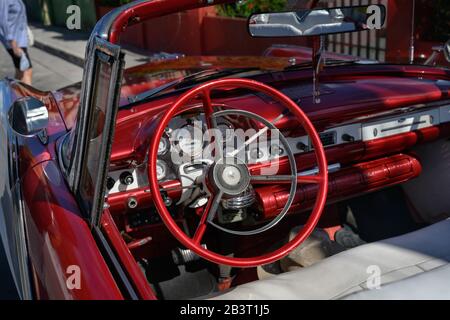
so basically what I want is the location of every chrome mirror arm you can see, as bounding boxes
[424,45,444,66]
[424,40,450,66]
[312,35,325,104]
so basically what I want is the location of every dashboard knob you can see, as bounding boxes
[120,171,135,186]
[296,142,308,151]
[342,134,355,142]
[106,177,116,190]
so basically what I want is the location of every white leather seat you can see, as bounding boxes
[343,264,450,300]
[212,219,450,300]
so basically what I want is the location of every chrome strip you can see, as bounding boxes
[0,80,33,299]
[299,163,341,177]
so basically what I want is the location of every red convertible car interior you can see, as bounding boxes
[1,0,450,300]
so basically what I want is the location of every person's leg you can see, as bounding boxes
[15,69,23,80]
[20,48,33,85]
[14,68,32,86]
[7,49,21,80]
[7,48,33,85]
[21,68,33,85]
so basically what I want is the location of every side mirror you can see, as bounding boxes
[8,97,49,137]
[444,40,450,63]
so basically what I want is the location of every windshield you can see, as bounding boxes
[119,0,388,106]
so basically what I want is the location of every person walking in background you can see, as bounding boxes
[0,0,33,85]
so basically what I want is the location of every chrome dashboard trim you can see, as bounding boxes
[362,108,442,141]
[299,163,341,177]
[440,104,450,123]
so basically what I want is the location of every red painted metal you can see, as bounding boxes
[147,78,328,268]
[55,62,449,133]
[249,123,450,178]
[107,0,234,44]
[9,0,450,298]
[107,180,182,214]
[106,123,450,221]
[264,45,357,61]
[101,211,157,300]
[256,154,422,219]
[22,160,123,300]
[8,82,123,299]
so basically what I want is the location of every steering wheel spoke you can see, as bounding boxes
[201,89,224,160]
[202,88,213,116]
[250,174,296,184]
[192,191,224,244]
[250,173,323,185]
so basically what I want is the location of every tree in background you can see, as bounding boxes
[96,0,133,6]
[217,0,288,18]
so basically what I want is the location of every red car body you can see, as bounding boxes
[1,0,449,300]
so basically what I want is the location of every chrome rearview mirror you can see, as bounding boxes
[248,5,386,38]
[444,40,450,63]
[8,97,49,137]
[425,40,450,66]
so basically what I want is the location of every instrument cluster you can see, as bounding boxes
[106,115,363,197]
[106,113,236,196]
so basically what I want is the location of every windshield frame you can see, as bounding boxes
[61,36,124,226]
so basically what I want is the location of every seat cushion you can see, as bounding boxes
[212,219,450,300]
[343,264,450,300]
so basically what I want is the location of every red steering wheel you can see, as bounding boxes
[148,78,328,268]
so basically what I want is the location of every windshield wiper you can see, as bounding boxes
[128,67,260,103]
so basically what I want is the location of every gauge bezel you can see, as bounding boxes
[158,135,170,156]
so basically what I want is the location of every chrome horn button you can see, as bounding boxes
[221,166,242,187]
[210,158,251,196]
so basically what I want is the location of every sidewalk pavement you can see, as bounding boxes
[29,24,150,69]
[0,44,83,91]
[1,25,151,92]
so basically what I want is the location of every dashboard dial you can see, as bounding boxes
[175,125,203,157]
[156,160,169,181]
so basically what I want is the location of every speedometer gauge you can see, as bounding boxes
[156,160,169,181]
[175,125,203,157]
